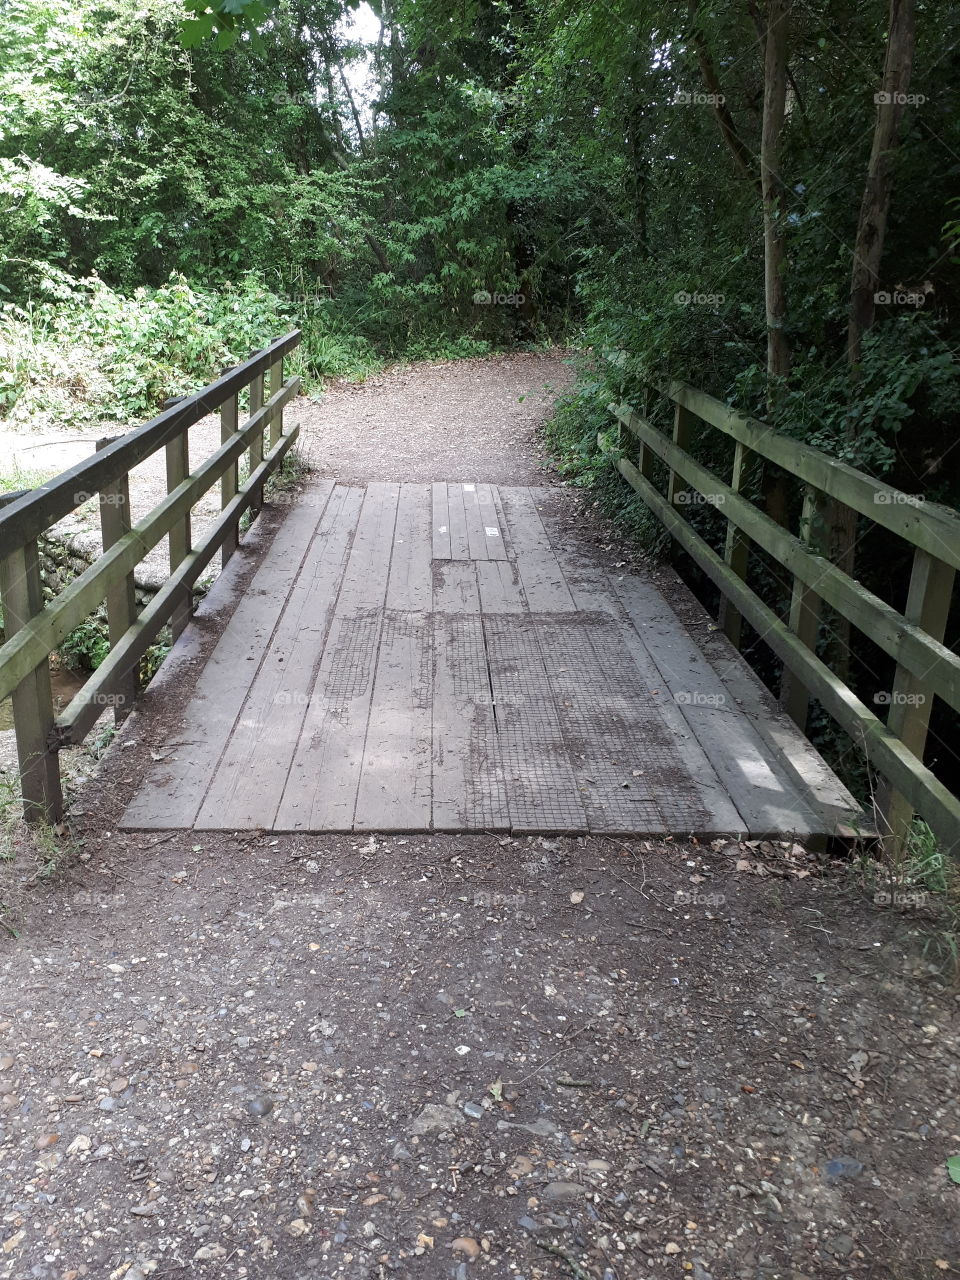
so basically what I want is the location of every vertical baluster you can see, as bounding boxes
[0,540,63,822]
[779,485,829,728]
[248,370,265,513]
[877,548,955,852]
[97,437,138,718]
[718,441,759,649]
[221,388,240,566]
[165,427,192,639]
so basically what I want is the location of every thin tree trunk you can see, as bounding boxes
[761,0,790,408]
[848,0,916,371]
[826,0,916,682]
[689,21,760,191]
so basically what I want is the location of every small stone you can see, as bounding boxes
[507,1155,534,1178]
[99,1097,116,1112]
[542,1181,585,1201]
[665,1242,681,1255]
[110,1078,129,1094]
[518,1216,541,1233]
[826,1234,855,1257]
[409,1104,463,1136]
[824,1156,864,1181]
[246,1096,274,1118]
[463,1102,484,1120]
[130,1205,156,1217]
[286,1219,310,1237]
[450,1237,481,1260]
[0,1056,13,1071]
[34,1134,59,1150]
[193,1244,227,1261]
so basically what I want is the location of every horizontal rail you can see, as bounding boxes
[660,381,960,572]
[0,375,299,704]
[0,330,300,551]
[608,443,960,853]
[56,422,300,745]
[611,403,960,715]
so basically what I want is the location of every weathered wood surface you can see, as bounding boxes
[123,482,866,837]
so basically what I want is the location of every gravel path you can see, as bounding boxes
[1,351,959,1279]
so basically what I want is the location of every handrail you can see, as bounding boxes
[0,330,302,823]
[602,365,960,854]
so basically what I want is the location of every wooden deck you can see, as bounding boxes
[121,482,865,837]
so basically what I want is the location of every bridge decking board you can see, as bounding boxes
[121,481,866,837]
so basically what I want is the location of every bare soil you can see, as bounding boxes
[1,351,959,1280]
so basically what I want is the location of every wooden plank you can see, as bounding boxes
[614,574,829,837]
[431,482,451,560]
[780,486,829,728]
[476,559,526,613]
[612,403,960,714]
[386,483,433,612]
[431,613,510,830]
[658,382,960,572]
[878,549,956,850]
[196,485,363,830]
[220,394,239,567]
[497,487,576,612]
[607,444,959,849]
[0,377,301,704]
[717,440,758,648]
[63,425,302,747]
[463,483,489,559]
[98,437,138,719]
[446,484,471,560]
[0,541,63,822]
[433,560,480,614]
[248,374,265,513]
[120,477,333,828]
[165,428,193,636]
[275,483,400,830]
[0,331,301,551]
[477,483,508,559]
[530,487,621,615]
[354,609,433,830]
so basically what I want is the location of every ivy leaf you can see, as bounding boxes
[947,1155,960,1185]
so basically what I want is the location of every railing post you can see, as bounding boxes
[666,402,693,505]
[97,437,138,720]
[248,368,265,514]
[0,540,63,823]
[780,485,829,729]
[267,355,284,450]
[221,386,240,567]
[877,548,955,853]
[164,428,192,640]
[718,442,759,649]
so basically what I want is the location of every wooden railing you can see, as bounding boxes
[0,330,302,822]
[601,360,960,854]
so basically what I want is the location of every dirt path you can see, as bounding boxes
[1,352,959,1279]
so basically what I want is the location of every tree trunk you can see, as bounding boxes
[826,0,916,683]
[848,0,916,371]
[760,0,790,408]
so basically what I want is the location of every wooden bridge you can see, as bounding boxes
[1,331,958,850]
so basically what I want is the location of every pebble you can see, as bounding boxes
[450,1237,481,1260]
[826,1234,855,1257]
[409,1103,463,1135]
[518,1216,542,1233]
[542,1181,586,1201]
[98,1097,116,1112]
[246,1096,274,1118]
[463,1101,484,1120]
[824,1156,864,1180]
